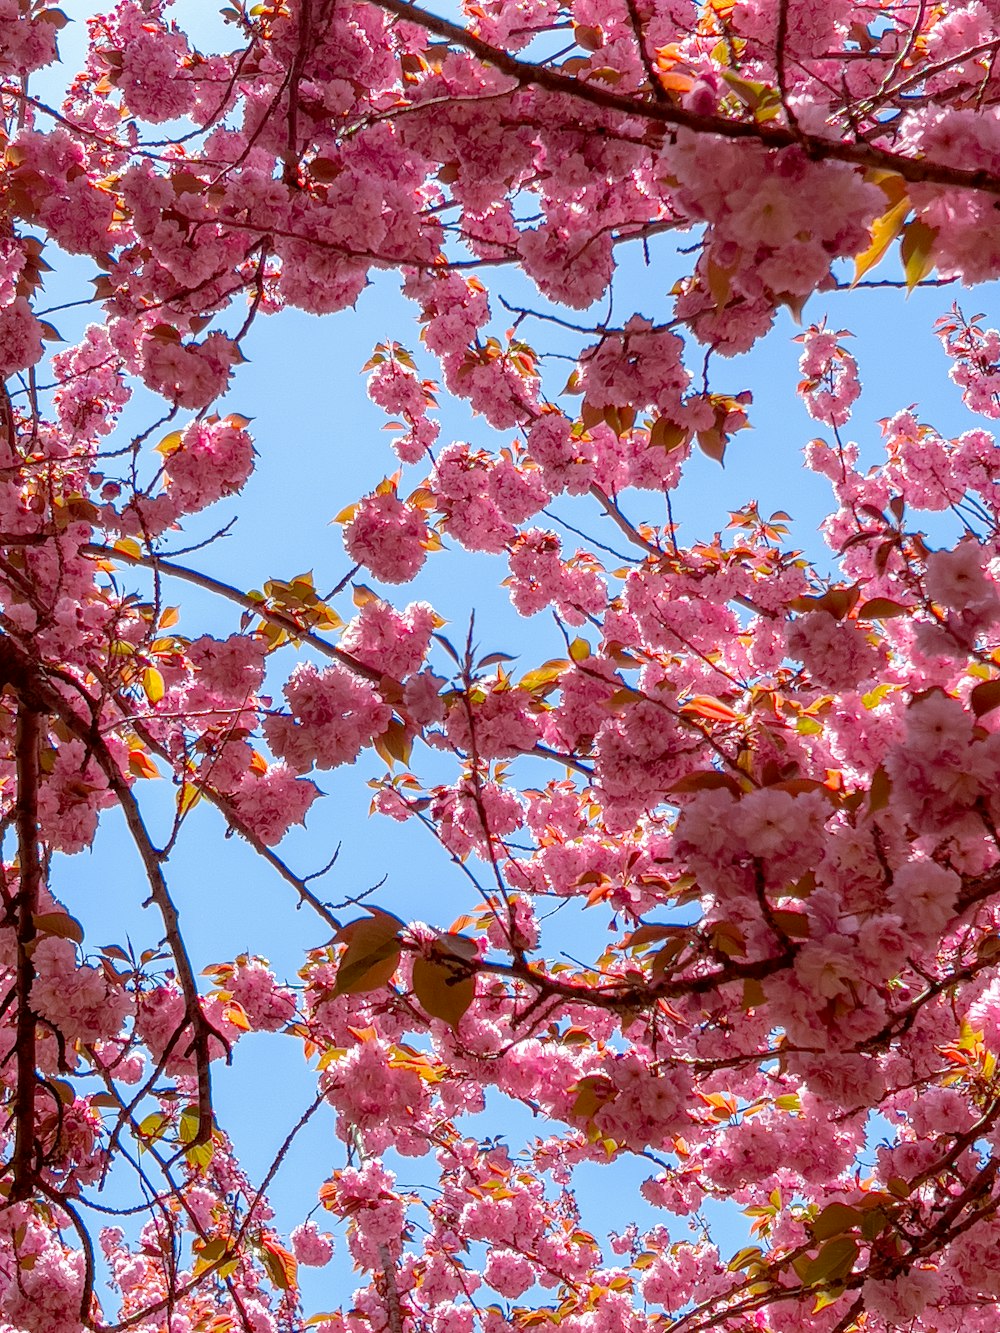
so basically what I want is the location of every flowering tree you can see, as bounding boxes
[3,0,1000,1329]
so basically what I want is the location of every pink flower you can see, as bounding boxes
[484,1248,535,1298]
[290,1221,334,1267]
[164,417,256,513]
[228,957,296,1031]
[142,332,241,409]
[232,762,319,844]
[0,296,44,379]
[343,491,428,583]
[265,663,391,772]
[785,611,883,691]
[888,858,959,939]
[31,935,133,1044]
[925,540,1000,616]
[339,600,436,678]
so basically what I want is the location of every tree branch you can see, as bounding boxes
[10,702,42,1202]
[369,0,1000,198]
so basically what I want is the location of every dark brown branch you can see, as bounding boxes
[370,0,1000,198]
[10,702,42,1202]
[0,633,220,1150]
[94,763,218,1150]
[624,0,668,104]
[378,1245,405,1333]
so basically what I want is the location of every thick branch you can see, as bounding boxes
[0,633,218,1149]
[11,703,42,1202]
[370,0,1000,198]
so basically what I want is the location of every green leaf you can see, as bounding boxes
[727,1245,764,1272]
[519,659,569,694]
[570,1074,617,1119]
[178,1107,200,1144]
[198,1237,231,1264]
[813,1287,845,1313]
[186,1139,215,1168]
[142,666,165,704]
[137,1112,169,1146]
[802,1237,858,1286]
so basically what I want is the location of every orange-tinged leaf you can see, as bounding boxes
[261,1239,298,1293]
[223,1002,251,1031]
[706,258,732,308]
[154,429,183,458]
[32,912,84,944]
[696,427,726,463]
[433,931,478,962]
[670,770,741,794]
[681,695,741,723]
[900,218,938,291]
[128,749,159,779]
[648,417,689,451]
[412,954,474,1028]
[142,666,165,704]
[352,583,379,607]
[868,764,891,813]
[333,910,404,996]
[971,678,1000,717]
[710,920,746,957]
[857,597,911,620]
[625,923,686,950]
[373,717,412,768]
[854,196,909,284]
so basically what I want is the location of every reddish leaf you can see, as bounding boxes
[971,679,1000,717]
[412,954,475,1028]
[681,695,741,723]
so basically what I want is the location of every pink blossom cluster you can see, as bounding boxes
[266,662,391,771]
[343,489,429,583]
[430,443,549,553]
[507,529,607,624]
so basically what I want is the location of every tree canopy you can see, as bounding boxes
[1,1,1000,1331]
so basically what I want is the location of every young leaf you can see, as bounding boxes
[412,954,475,1028]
